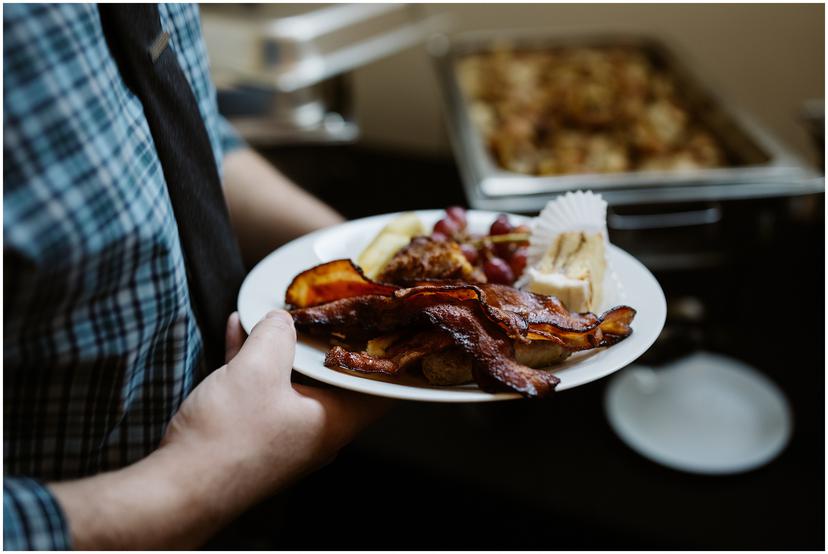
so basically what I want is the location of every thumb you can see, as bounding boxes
[224,311,246,363]
[229,309,296,382]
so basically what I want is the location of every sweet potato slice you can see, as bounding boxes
[285,259,397,308]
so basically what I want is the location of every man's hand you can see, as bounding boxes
[164,310,388,495]
[52,311,388,549]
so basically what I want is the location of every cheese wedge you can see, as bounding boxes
[525,231,605,312]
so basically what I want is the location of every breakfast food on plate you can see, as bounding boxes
[357,212,425,279]
[284,203,635,398]
[525,232,605,313]
[421,348,473,386]
[456,45,726,176]
[521,191,609,313]
[287,259,634,397]
[377,237,482,285]
[363,206,532,287]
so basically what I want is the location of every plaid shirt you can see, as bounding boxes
[3,4,242,549]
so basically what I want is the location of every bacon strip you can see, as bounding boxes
[287,259,635,398]
[287,260,635,350]
[395,283,635,350]
[419,303,560,397]
[291,295,400,340]
[325,330,454,376]
[326,347,398,375]
[322,308,559,397]
[291,288,634,352]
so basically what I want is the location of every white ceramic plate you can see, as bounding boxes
[238,210,666,402]
[605,351,792,474]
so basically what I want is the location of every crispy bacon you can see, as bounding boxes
[290,280,634,352]
[420,303,560,397]
[291,295,400,341]
[325,330,454,376]
[326,347,398,375]
[323,304,560,397]
[287,259,635,398]
[394,283,635,350]
[288,260,635,349]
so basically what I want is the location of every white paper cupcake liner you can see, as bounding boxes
[526,190,608,268]
[518,190,623,311]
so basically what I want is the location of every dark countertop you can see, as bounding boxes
[210,145,824,550]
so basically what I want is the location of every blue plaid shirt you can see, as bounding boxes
[4,4,243,549]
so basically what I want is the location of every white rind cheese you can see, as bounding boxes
[525,269,592,312]
[525,231,605,312]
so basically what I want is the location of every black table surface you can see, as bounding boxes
[209,145,824,550]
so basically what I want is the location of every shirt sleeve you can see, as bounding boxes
[4,477,71,550]
[218,114,246,157]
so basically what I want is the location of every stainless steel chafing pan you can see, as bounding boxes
[430,30,822,211]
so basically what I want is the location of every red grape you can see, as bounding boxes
[431,232,448,242]
[459,243,479,264]
[489,214,512,236]
[446,206,467,228]
[484,257,515,284]
[494,241,516,259]
[434,217,460,237]
[510,247,528,277]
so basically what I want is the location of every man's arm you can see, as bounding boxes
[42,129,364,550]
[44,312,387,549]
[223,148,344,266]
[4,478,71,550]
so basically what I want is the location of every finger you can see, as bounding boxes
[231,309,296,381]
[224,311,246,363]
[293,383,393,446]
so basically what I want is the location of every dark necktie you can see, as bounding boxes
[98,4,246,374]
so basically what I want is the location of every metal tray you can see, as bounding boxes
[430,30,822,210]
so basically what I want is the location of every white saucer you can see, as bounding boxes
[605,351,792,475]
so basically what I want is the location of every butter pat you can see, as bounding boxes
[526,231,605,312]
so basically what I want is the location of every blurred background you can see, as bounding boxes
[201,3,824,550]
[342,4,824,158]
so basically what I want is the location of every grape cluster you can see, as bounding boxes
[431,207,529,286]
